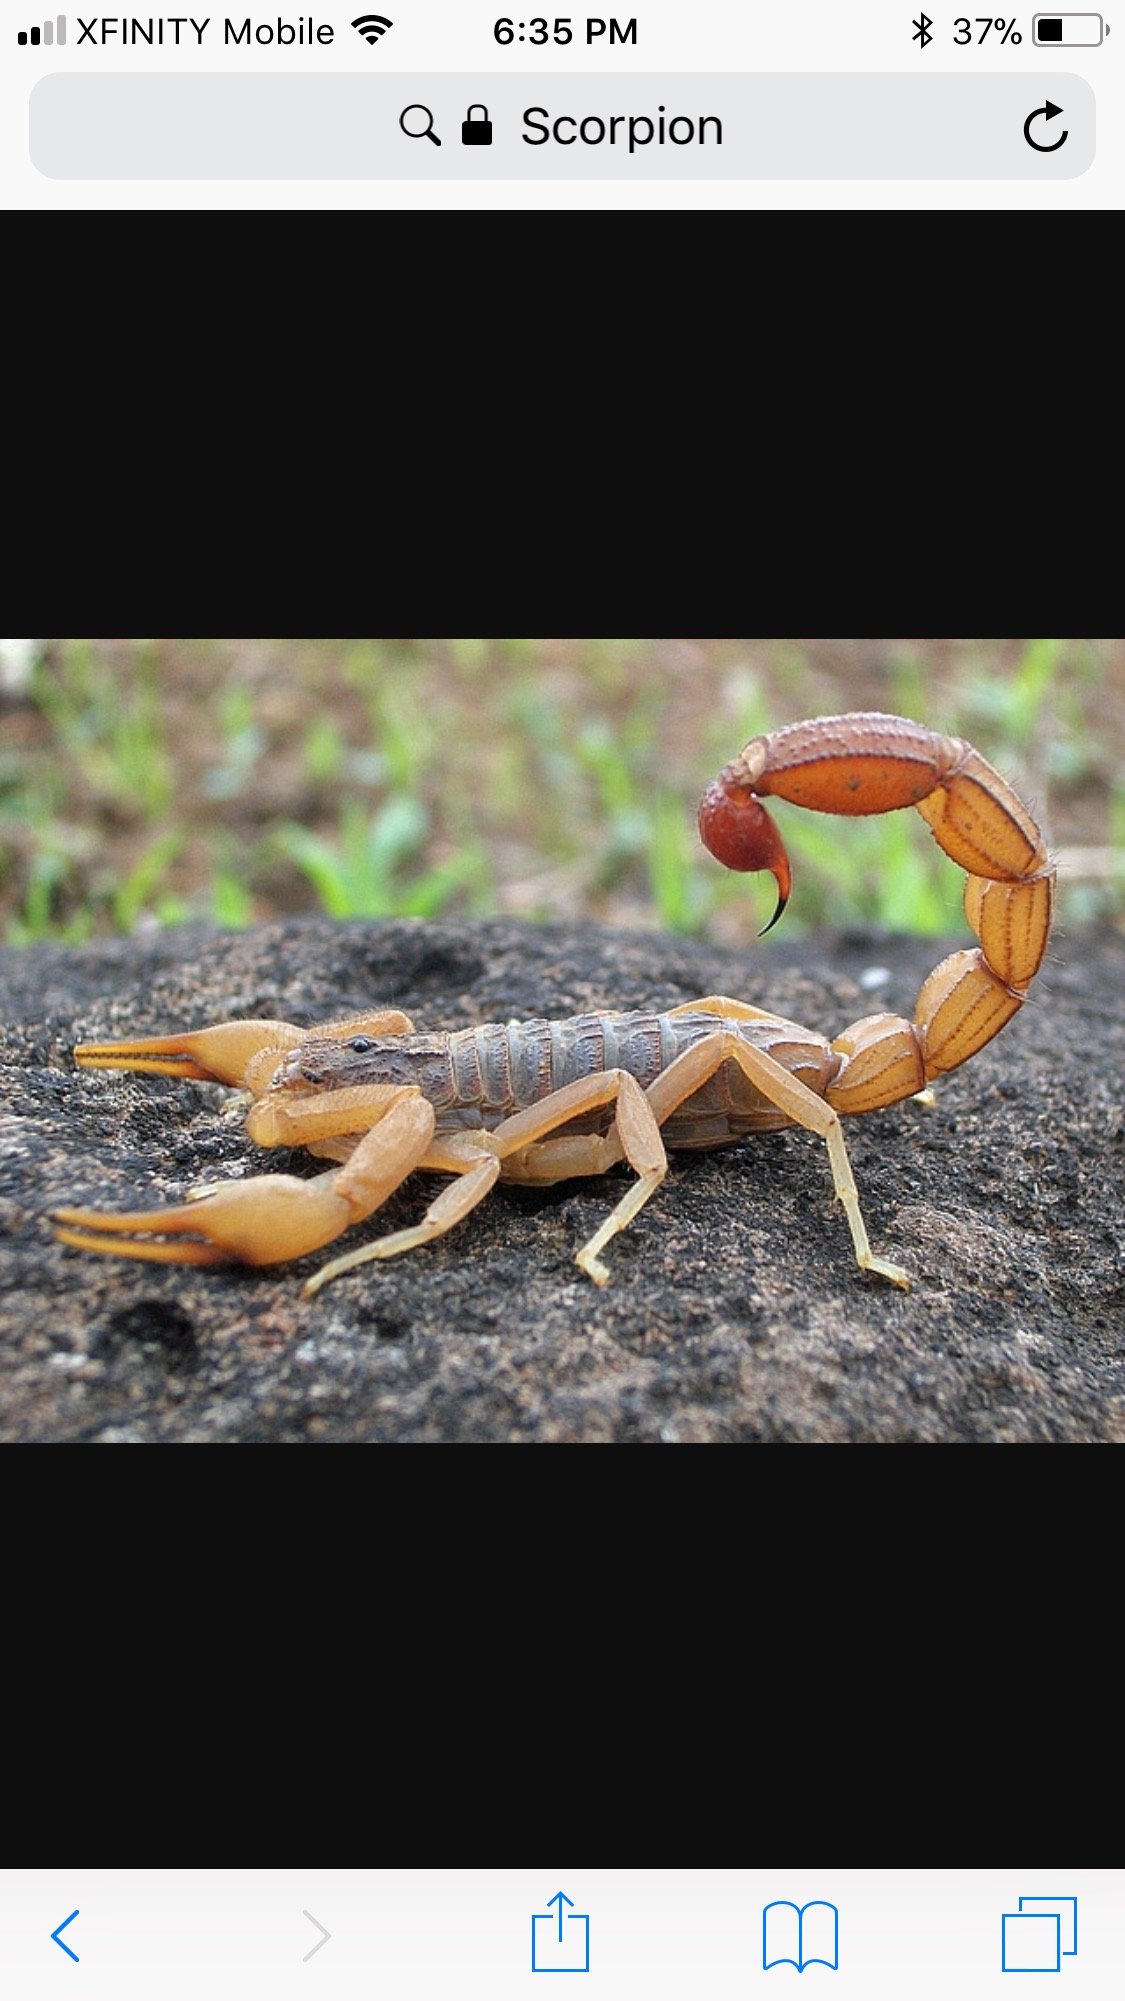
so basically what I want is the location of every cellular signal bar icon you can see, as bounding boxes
[18,12,65,42]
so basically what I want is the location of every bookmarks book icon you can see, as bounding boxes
[763,1902,839,1972]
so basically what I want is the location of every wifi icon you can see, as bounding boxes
[352,12,393,40]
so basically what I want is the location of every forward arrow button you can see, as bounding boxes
[302,1910,331,1963]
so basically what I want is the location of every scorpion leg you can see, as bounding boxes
[644,1029,910,1289]
[666,995,778,1022]
[306,1071,669,1291]
[490,1071,668,1285]
[303,1133,502,1295]
[53,1087,436,1267]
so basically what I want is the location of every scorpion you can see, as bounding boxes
[52,713,1055,1297]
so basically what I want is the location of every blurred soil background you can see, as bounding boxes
[2,637,1123,949]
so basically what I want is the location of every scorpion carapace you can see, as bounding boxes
[51,713,1053,1298]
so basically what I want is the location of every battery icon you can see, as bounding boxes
[1032,11,1105,39]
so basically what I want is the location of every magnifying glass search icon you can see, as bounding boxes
[400,103,441,145]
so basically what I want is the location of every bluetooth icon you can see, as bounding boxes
[912,11,934,42]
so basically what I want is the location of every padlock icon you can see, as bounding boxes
[461,103,493,146]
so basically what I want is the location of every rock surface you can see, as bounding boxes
[1,916,1122,1443]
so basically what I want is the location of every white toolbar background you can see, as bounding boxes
[1,0,1119,205]
[1,1870,1122,1998]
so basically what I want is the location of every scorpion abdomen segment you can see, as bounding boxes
[916,741,1049,881]
[443,1019,552,1120]
[827,1014,926,1116]
[730,712,961,816]
[963,869,1055,989]
[446,1012,674,1125]
[549,1012,665,1092]
[913,948,1024,1078]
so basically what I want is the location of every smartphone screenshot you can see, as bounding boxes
[1,0,1116,206]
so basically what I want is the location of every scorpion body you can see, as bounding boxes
[53,712,1055,1297]
[287,1009,840,1149]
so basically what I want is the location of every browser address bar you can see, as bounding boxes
[30,71,1094,178]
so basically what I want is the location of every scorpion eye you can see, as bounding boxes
[349,1036,376,1054]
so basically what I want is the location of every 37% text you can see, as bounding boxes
[912,14,1024,40]
[955,15,1023,37]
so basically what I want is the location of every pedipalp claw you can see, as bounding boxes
[73,1019,305,1087]
[53,1170,355,1268]
[52,1215,229,1265]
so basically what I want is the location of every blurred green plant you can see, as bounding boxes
[4,827,186,944]
[109,831,184,932]
[778,803,955,934]
[959,637,1065,751]
[302,716,347,784]
[30,643,172,817]
[646,791,711,932]
[211,868,255,927]
[275,795,486,920]
[5,847,90,946]
[201,685,265,800]
[343,645,434,791]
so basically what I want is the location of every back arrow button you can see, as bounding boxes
[51,1910,80,1963]
[302,1911,331,1962]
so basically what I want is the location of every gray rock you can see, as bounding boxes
[1,916,1122,1442]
